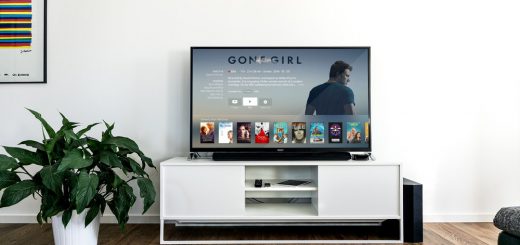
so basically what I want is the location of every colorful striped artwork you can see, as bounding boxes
[0,0,32,49]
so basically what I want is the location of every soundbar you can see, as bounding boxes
[212,152,351,161]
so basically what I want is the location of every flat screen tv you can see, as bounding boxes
[190,47,370,159]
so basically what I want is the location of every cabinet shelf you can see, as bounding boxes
[245,203,318,217]
[245,179,317,192]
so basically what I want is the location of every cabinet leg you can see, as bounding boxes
[160,219,165,244]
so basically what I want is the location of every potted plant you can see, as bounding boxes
[0,109,156,245]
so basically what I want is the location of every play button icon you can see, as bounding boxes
[242,97,258,106]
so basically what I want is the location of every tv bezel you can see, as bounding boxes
[190,46,371,153]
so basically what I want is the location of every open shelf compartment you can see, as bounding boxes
[244,165,319,217]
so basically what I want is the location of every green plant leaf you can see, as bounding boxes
[113,174,124,188]
[18,140,45,151]
[3,146,42,165]
[40,165,63,195]
[102,121,115,142]
[32,170,43,187]
[67,170,79,204]
[116,149,132,156]
[104,137,142,155]
[85,203,100,227]
[128,158,147,176]
[36,211,43,225]
[27,108,56,138]
[120,158,134,175]
[96,168,114,186]
[57,149,93,171]
[0,154,19,170]
[96,194,106,215]
[59,113,79,129]
[140,155,155,169]
[69,137,88,149]
[100,151,124,169]
[60,112,69,124]
[107,201,125,231]
[44,131,64,156]
[62,208,72,228]
[108,183,135,231]
[0,180,37,207]
[75,171,99,214]
[137,178,156,214]
[40,189,63,219]
[35,150,50,165]
[63,129,79,143]
[0,170,21,190]
[77,123,99,137]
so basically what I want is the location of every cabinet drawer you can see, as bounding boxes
[318,165,400,217]
[161,165,245,217]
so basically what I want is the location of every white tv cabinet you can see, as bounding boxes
[160,157,403,244]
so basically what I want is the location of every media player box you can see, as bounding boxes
[403,178,423,243]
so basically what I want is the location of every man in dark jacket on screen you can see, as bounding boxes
[305,61,355,115]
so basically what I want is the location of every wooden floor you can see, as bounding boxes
[0,223,500,245]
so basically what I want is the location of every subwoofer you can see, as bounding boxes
[403,178,423,243]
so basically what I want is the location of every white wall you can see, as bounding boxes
[1,0,519,223]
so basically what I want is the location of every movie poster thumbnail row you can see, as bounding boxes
[199,122,370,144]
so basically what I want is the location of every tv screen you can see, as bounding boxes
[191,47,370,152]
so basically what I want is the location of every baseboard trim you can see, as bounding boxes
[0,214,159,224]
[424,213,495,222]
[1,213,495,223]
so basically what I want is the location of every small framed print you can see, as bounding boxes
[0,0,46,84]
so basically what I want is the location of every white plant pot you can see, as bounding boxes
[51,210,101,245]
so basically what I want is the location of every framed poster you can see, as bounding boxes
[0,0,46,84]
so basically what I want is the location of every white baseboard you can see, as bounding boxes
[424,213,495,222]
[2,213,496,223]
[0,214,159,224]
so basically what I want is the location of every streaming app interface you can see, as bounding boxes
[192,48,370,149]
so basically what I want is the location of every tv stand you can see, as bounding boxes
[160,157,402,244]
[212,151,351,161]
